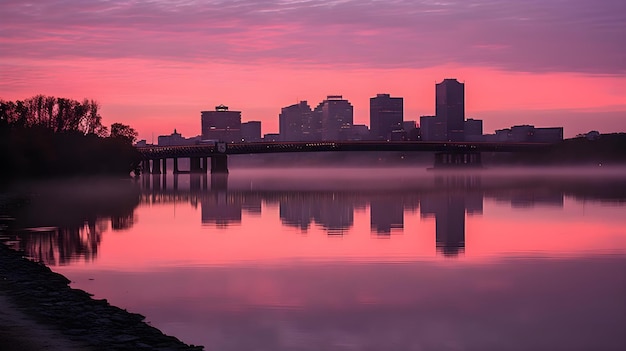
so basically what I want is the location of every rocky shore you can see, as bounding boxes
[0,244,204,351]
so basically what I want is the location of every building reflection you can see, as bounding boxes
[420,176,483,256]
[278,193,356,235]
[370,199,404,235]
[13,172,624,264]
[201,192,242,227]
[135,173,578,256]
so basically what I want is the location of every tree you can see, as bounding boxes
[81,99,108,137]
[1,95,107,135]
[110,123,138,144]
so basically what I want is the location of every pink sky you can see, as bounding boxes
[1,0,625,140]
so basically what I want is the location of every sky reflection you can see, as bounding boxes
[3,168,625,350]
[63,258,626,350]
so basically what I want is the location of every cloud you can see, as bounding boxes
[1,0,624,74]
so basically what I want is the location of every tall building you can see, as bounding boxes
[279,101,318,141]
[201,105,242,143]
[370,94,403,141]
[241,121,261,142]
[314,95,353,141]
[436,78,465,141]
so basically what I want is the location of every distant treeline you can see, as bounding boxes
[489,133,626,165]
[0,95,140,180]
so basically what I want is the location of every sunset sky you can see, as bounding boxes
[1,0,625,141]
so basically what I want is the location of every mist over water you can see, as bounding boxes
[2,166,625,350]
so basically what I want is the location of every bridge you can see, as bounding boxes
[136,141,551,174]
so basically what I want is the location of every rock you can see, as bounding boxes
[0,243,204,350]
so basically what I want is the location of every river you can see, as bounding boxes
[3,167,626,350]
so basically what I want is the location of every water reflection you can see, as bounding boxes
[1,179,140,265]
[3,169,626,265]
[138,172,578,256]
[2,169,626,350]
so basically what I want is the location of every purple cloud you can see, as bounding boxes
[1,0,624,74]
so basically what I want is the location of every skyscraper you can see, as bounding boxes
[370,93,403,141]
[279,101,318,141]
[201,104,242,143]
[314,95,353,141]
[436,79,465,141]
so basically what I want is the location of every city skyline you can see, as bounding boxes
[1,0,625,141]
[151,83,563,145]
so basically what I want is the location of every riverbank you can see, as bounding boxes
[0,244,204,351]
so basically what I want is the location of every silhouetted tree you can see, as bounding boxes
[110,122,138,144]
[81,99,108,137]
[0,96,141,179]
[0,95,107,135]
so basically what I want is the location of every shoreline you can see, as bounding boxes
[0,244,204,351]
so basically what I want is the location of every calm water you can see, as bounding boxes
[3,167,626,350]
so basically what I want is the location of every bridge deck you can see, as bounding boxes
[137,141,551,160]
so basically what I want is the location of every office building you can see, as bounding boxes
[403,121,420,141]
[241,121,262,142]
[370,94,403,141]
[314,95,353,141]
[339,124,369,141]
[420,115,445,141]
[201,104,242,143]
[436,78,465,141]
[279,101,319,141]
[533,127,563,142]
[464,118,483,142]
[158,129,200,146]
[263,133,280,142]
[485,125,563,143]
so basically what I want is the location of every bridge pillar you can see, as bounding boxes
[142,171,151,187]
[151,159,162,174]
[211,155,229,174]
[210,173,228,190]
[151,172,161,190]
[433,152,482,168]
[190,157,203,173]
[203,172,209,190]
[173,158,180,174]
[202,157,209,173]
[142,160,150,174]
[161,158,167,174]
[190,173,202,191]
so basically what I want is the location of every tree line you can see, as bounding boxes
[0,95,141,180]
[0,95,138,142]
